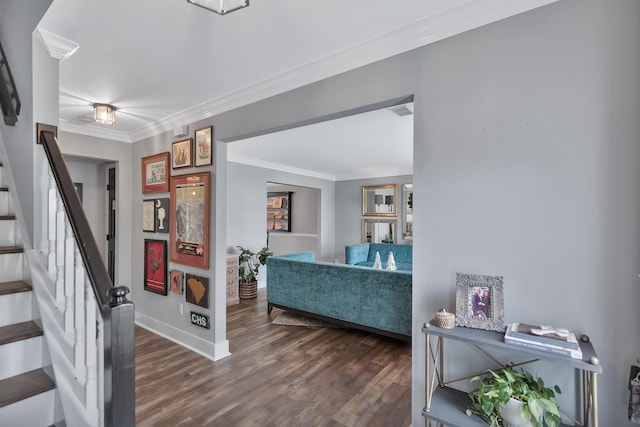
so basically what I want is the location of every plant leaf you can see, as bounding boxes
[528,397,543,420]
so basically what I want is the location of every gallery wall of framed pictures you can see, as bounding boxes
[140,126,214,317]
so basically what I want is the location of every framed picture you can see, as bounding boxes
[169,269,184,295]
[455,272,504,331]
[142,199,156,232]
[185,272,209,308]
[362,184,397,217]
[172,138,192,169]
[155,198,170,233]
[141,152,170,194]
[194,126,213,167]
[267,192,291,232]
[170,171,210,269]
[144,239,167,295]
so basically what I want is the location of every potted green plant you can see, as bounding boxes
[466,365,562,427]
[236,245,273,298]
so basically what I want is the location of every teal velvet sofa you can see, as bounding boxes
[266,252,412,340]
[345,243,412,271]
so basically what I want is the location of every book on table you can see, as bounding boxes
[506,322,580,349]
[504,323,583,359]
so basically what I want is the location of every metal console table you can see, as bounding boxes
[422,321,602,427]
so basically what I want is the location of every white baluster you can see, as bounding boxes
[55,198,65,310]
[85,279,98,420]
[97,311,105,427]
[64,218,74,336]
[47,173,56,276]
[74,245,86,383]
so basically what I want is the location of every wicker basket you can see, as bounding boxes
[239,279,257,299]
[435,309,455,329]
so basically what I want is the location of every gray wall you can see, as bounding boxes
[411,1,640,423]
[59,131,133,288]
[335,175,412,262]
[65,156,108,260]
[267,182,320,260]
[210,0,639,423]
[0,0,53,243]
[268,183,318,235]
[227,161,334,260]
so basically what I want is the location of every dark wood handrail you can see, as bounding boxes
[39,129,112,310]
[0,41,21,126]
[38,128,134,426]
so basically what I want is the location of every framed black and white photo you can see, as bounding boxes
[155,198,170,233]
[455,272,504,331]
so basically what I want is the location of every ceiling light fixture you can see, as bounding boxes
[186,0,249,15]
[93,103,117,125]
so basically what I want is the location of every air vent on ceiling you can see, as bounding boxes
[388,105,413,117]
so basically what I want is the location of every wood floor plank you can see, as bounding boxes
[135,290,411,426]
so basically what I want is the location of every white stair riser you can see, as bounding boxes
[0,220,16,246]
[0,253,25,282]
[0,191,9,216]
[0,389,56,427]
[0,292,31,327]
[0,336,44,381]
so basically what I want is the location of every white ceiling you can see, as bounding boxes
[36,0,558,178]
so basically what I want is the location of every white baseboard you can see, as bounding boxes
[135,312,230,362]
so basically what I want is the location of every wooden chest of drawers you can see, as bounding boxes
[226,254,239,306]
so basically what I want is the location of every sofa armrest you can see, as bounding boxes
[345,243,370,265]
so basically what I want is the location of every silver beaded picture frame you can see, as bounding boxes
[455,272,505,332]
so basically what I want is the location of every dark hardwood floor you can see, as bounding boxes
[135,290,412,426]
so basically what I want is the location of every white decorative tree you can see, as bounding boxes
[386,251,397,271]
[373,251,382,269]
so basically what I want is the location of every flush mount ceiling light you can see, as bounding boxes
[93,103,116,125]
[187,0,249,15]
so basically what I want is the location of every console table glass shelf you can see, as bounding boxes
[422,321,602,427]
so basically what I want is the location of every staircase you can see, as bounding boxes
[0,164,63,426]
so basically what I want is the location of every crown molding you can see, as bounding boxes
[35,28,79,62]
[98,0,560,143]
[227,154,336,182]
[59,120,132,143]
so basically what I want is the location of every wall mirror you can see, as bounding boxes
[362,184,397,217]
[402,183,413,241]
[362,219,397,244]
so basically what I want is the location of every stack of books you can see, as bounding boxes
[504,323,582,359]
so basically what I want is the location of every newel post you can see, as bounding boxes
[105,286,135,427]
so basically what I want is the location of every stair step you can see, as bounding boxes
[0,215,15,221]
[0,281,31,296]
[0,188,7,192]
[0,321,42,346]
[0,368,55,408]
[0,246,22,255]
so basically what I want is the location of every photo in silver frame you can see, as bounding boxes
[455,272,504,331]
